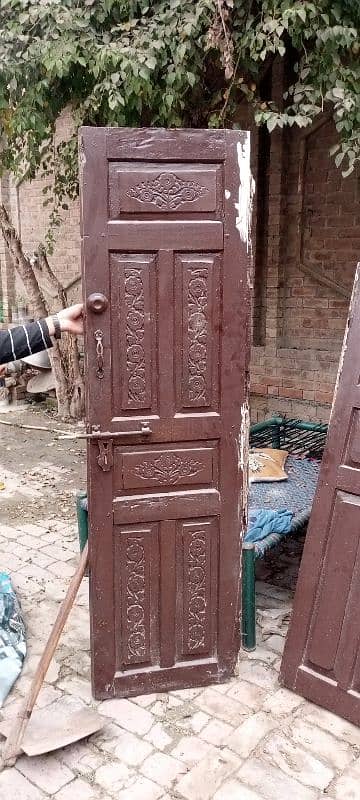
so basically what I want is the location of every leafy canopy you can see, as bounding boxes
[0,0,359,244]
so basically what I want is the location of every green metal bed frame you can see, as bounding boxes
[76,416,328,656]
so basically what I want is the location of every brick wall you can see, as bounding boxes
[0,88,358,422]
[0,108,81,323]
[248,59,359,424]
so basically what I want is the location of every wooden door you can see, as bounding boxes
[281,264,360,725]
[80,127,251,699]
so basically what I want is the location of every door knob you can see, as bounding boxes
[87,293,109,314]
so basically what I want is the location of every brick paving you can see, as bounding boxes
[0,459,359,797]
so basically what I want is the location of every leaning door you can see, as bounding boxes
[281,265,360,726]
[80,127,251,699]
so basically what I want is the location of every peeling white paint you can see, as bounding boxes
[237,400,250,534]
[235,134,255,254]
[238,401,250,472]
[225,189,231,199]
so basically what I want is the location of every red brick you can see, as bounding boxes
[315,390,334,404]
[278,387,303,400]
[251,383,268,395]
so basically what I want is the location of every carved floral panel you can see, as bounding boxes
[108,163,220,216]
[187,268,209,405]
[126,172,208,210]
[177,255,220,410]
[116,528,157,669]
[134,453,203,486]
[120,446,215,491]
[179,519,217,658]
[125,535,147,662]
[111,254,156,414]
[124,268,147,407]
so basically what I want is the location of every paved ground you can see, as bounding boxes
[0,408,359,800]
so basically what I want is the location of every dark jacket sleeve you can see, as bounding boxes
[0,319,52,365]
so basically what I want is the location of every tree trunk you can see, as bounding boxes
[0,204,83,419]
[0,205,48,318]
[34,244,85,418]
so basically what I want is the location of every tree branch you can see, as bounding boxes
[34,244,67,309]
[0,203,71,416]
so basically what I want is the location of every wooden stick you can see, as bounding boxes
[0,419,68,435]
[0,542,89,770]
[58,432,88,440]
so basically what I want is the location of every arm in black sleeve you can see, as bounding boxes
[0,319,52,365]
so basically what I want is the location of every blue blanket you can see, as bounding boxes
[0,572,26,706]
[245,507,294,544]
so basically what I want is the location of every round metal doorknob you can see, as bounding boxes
[87,293,109,314]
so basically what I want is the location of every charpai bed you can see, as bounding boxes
[242,417,328,650]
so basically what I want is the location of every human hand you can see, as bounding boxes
[58,304,84,335]
[53,304,84,336]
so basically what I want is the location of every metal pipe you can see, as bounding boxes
[249,416,284,434]
[242,543,256,651]
[285,420,327,433]
[76,490,88,553]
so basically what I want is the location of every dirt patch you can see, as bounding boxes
[0,405,86,526]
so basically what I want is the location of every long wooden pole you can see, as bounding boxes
[0,542,89,770]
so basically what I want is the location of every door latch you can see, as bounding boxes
[94,329,104,379]
[97,440,113,472]
[85,422,152,441]
[82,422,152,472]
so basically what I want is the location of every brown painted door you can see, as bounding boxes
[80,127,251,699]
[281,264,360,725]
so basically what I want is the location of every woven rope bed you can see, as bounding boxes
[242,416,328,650]
[249,455,321,558]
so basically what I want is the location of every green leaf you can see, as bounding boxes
[333,87,345,99]
[297,8,307,23]
[0,0,357,252]
[108,94,117,110]
[335,151,345,167]
[342,164,354,177]
[266,116,278,133]
[145,56,156,70]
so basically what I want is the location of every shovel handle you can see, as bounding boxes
[1,542,89,769]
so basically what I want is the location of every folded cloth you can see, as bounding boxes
[245,507,294,544]
[0,572,26,706]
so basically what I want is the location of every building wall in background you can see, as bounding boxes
[0,109,81,323]
[0,90,359,421]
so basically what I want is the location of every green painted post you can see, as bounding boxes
[271,421,281,449]
[242,543,256,651]
[76,490,88,553]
